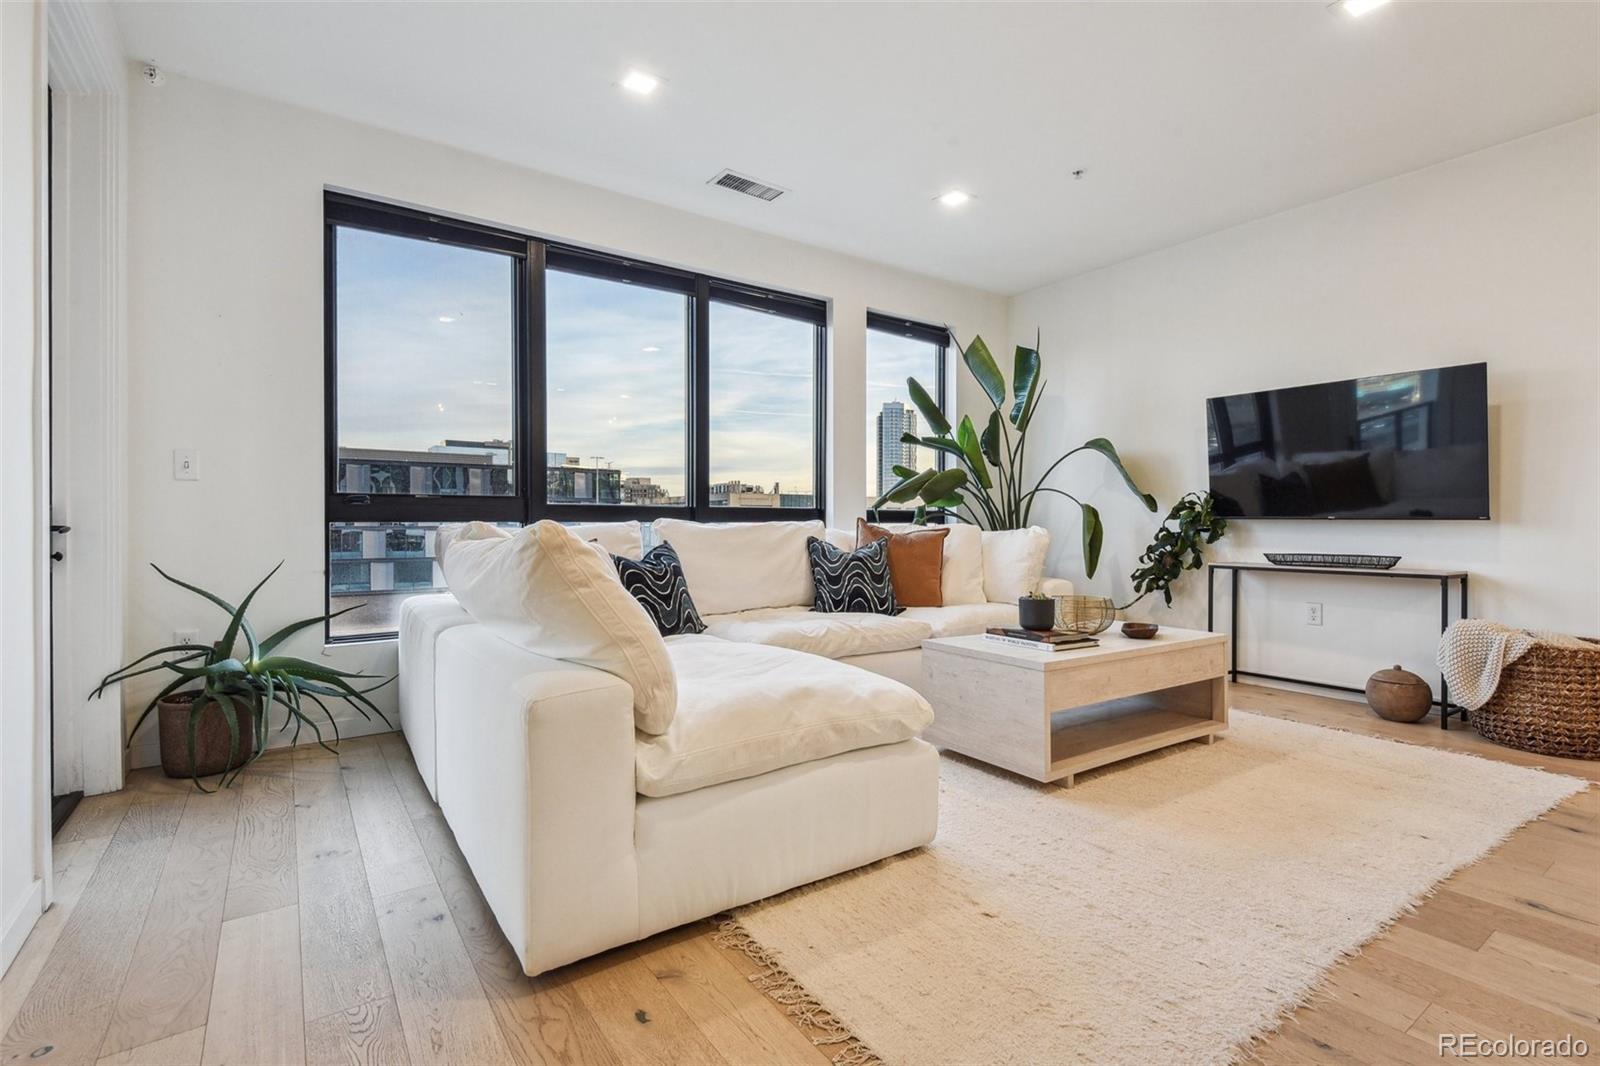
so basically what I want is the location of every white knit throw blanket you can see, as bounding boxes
[1438,620,1590,711]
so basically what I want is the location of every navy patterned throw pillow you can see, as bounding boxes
[806,536,902,615]
[613,542,707,636]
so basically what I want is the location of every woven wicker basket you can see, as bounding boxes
[1471,637,1600,760]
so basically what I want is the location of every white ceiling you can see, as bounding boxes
[110,1,1598,295]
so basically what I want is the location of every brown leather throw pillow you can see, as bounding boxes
[856,518,948,608]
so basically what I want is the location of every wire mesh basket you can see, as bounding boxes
[1054,595,1117,636]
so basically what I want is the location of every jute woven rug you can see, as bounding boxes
[719,711,1587,1065]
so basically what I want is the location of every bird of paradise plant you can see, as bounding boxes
[870,333,1156,577]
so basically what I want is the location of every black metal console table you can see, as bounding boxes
[1206,562,1470,728]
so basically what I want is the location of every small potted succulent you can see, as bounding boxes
[94,562,393,790]
[1018,589,1058,632]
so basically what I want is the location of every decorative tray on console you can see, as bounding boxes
[1263,553,1401,570]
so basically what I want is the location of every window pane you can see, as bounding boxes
[334,227,517,496]
[327,522,449,638]
[866,327,941,509]
[545,270,688,506]
[708,302,816,508]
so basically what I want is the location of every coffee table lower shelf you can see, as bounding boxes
[1049,699,1225,785]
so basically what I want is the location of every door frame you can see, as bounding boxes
[47,0,127,801]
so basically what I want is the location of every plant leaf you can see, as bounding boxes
[251,655,379,681]
[917,468,969,505]
[256,603,361,659]
[1081,502,1105,579]
[980,410,1002,468]
[954,416,993,489]
[961,335,1007,411]
[1081,438,1158,511]
[906,377,950,437]
[872,468,937,509]
[220,562,282,662]
[1010,344,1040,425]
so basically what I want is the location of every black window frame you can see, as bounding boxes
[864,311,949,523]
[324,192,828,641]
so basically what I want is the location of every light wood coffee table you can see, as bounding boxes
[920,627,1229,786]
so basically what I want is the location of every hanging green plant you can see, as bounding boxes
[1118,492,1228,609]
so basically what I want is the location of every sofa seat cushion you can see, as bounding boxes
[701,606,930,659]
[899,601,1020,638]
[636,636,934,798]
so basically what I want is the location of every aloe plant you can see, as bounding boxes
[93,563,393,789]
[870,333,1156,577]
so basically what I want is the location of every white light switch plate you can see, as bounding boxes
[173,448,199,481]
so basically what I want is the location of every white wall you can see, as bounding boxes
[1011,117,1599,698]
[123,74,1007,754]
[1,0,49,973]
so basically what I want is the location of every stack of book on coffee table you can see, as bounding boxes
[983,627,1100,653]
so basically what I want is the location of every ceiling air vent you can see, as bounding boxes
[708,169,787,202]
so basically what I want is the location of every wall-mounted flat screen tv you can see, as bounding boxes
[1207,362,1489,520]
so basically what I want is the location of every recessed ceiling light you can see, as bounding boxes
[936,190,972,208]
[641,345,660,352]
[437,314,456,323]
[621,69,660,96]
[1340,0,1390,16]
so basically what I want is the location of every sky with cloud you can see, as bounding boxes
[335,227,940,504]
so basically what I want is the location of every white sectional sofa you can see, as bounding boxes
[399,518,1071,975]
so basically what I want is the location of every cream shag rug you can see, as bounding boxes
[720,711,1588,1066]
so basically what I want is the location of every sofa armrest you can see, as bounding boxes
[434,625,639,975]
[1040,576,1075,598]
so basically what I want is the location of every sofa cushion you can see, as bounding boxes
[900,601,1019,638]
[882,521,985,605]
[439,520,678,734]
[808,537,900,615]
[980,526,1050,604]
[567,520,644,560]
[702,606,930,658]
[635,637,933,797]
[857,518,947,607]
[613,542,706,637]
[652,519,824,615]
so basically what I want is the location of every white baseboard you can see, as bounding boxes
[1,879,44,977]
[127,704,398,771]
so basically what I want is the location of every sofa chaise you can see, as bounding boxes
[399,518,1071,975]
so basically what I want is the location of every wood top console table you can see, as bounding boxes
[1206,562,1469,729]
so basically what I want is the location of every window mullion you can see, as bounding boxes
[691,276,711,521]
[525,238,547,524]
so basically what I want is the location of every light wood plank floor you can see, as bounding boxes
[2,685,1595,1065]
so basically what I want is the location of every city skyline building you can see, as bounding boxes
[875,400,919,497]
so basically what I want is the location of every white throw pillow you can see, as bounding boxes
[651,519,825,616]
[440,520,677,734]
[566,520,644,560]
[435,520,510,568]
[883,522,985,605]
[980,526,1051,604]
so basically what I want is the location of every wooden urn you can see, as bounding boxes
[1365,665,1432,723]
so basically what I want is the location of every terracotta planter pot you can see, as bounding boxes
[158,691,260,778]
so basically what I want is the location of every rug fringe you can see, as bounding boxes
[713,915,883,1066]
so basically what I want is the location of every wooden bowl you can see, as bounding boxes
[1121,622,1160,640]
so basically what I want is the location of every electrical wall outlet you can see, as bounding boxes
[174,628,200,645]
[1305,602,1324,626]
[173,448,199,481]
